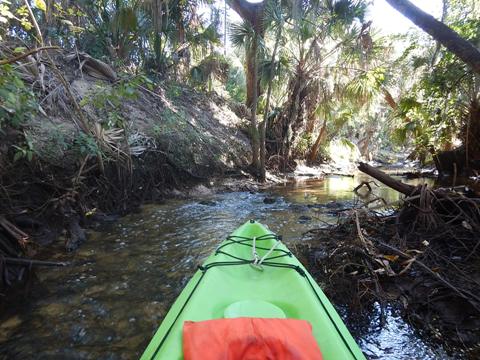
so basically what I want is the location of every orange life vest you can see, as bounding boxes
[183,317,323,360]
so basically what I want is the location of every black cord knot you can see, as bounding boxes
[295,266,306,276]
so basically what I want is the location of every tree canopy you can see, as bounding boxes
[1,0,479,175]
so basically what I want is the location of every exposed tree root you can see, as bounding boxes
[299,166,480,356]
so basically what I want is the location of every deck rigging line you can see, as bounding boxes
[149,234,361,360]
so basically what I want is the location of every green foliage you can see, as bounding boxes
[165,82,183,99]
[12,134,34,162]
[152,106,191,139]
[73,132,100,157]
[332,107,354,130]
[230,20,256,51]
[330,0,367,23]
[0,65,38,130]
[0,0,14,39]
[392,38,476,151]
[294,133,312,156]
[39,126,70,160]
[345,67,386,107]
[16,5,32,31]
[161,107,179,124]
[3,0,476,167]
[225,66,246,103]
[80,74,149,128]
[386,0,480,155]
[339,137,356,150]
[189,54,229,90]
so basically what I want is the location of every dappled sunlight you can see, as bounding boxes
[328,139,361,168]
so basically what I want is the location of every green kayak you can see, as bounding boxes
[141,220,366,359]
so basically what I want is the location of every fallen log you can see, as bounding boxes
[358,162,415,195]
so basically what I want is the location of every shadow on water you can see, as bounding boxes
[0,173,457,359]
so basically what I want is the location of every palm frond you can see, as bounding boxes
[229,20,255,50]
[344,67,385,106]
[263,0,285,32]
[189,53,229,86]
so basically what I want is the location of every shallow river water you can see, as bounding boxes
[0,174,456,359]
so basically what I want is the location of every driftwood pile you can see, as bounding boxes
[301,163,480,353]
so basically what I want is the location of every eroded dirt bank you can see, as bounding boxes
[0,52,252,303]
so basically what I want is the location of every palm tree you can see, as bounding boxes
[230,20,263,171]
[259,0,284,180]
[268,0,368,166]
[228,0,265,108]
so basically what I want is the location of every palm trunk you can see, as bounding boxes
[153,0,163,69]
[259,24,282,181]
[385,0,480,74]
[250,32,261,172]
[307,117,327,163]
[382,88,413,123]
[245,45,257,108]
[229,0,265,174]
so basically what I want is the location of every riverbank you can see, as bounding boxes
[0,50,257,304]
[296,172,480,359]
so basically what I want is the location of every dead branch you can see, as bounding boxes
[353,180,378,194]
[65,51,117,82]
[0,216,29,248]
[0,46,60,65]
[377,240,480,310]
[2,257,68,267]
[358,162,416,195]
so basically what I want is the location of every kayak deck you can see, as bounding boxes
[141,220,365,360]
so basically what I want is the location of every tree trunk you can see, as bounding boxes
[385,0,480,74]
[228,0,263,24]
[358,128,374,159]
[245,45,257,109]
[228,0,264,173]
[358,162,415,195]
[259,22,282,181]
[307,117,328,163]
[430,0,449,67]
[383,88,398,110]
[250,32,261,172]
[229,0,264,109]
[153,0,163,69]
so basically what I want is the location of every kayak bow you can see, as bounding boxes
[141,220,366,360]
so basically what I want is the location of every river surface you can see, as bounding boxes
[0,174,455,359]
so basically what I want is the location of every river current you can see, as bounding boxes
[0,174,455,359]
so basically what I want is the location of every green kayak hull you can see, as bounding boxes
[141,220,366,359]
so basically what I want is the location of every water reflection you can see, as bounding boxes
[0,174,452,360]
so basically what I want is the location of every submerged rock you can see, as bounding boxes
[325,201,341,208]
[189,185,213,197]
[289,204,309,212]
[70,325,89,344]
[198,200,216,206]
[298,215,312,223]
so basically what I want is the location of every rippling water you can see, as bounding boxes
[0,174,455,359]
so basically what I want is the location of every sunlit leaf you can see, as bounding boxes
[34,0,46,12]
